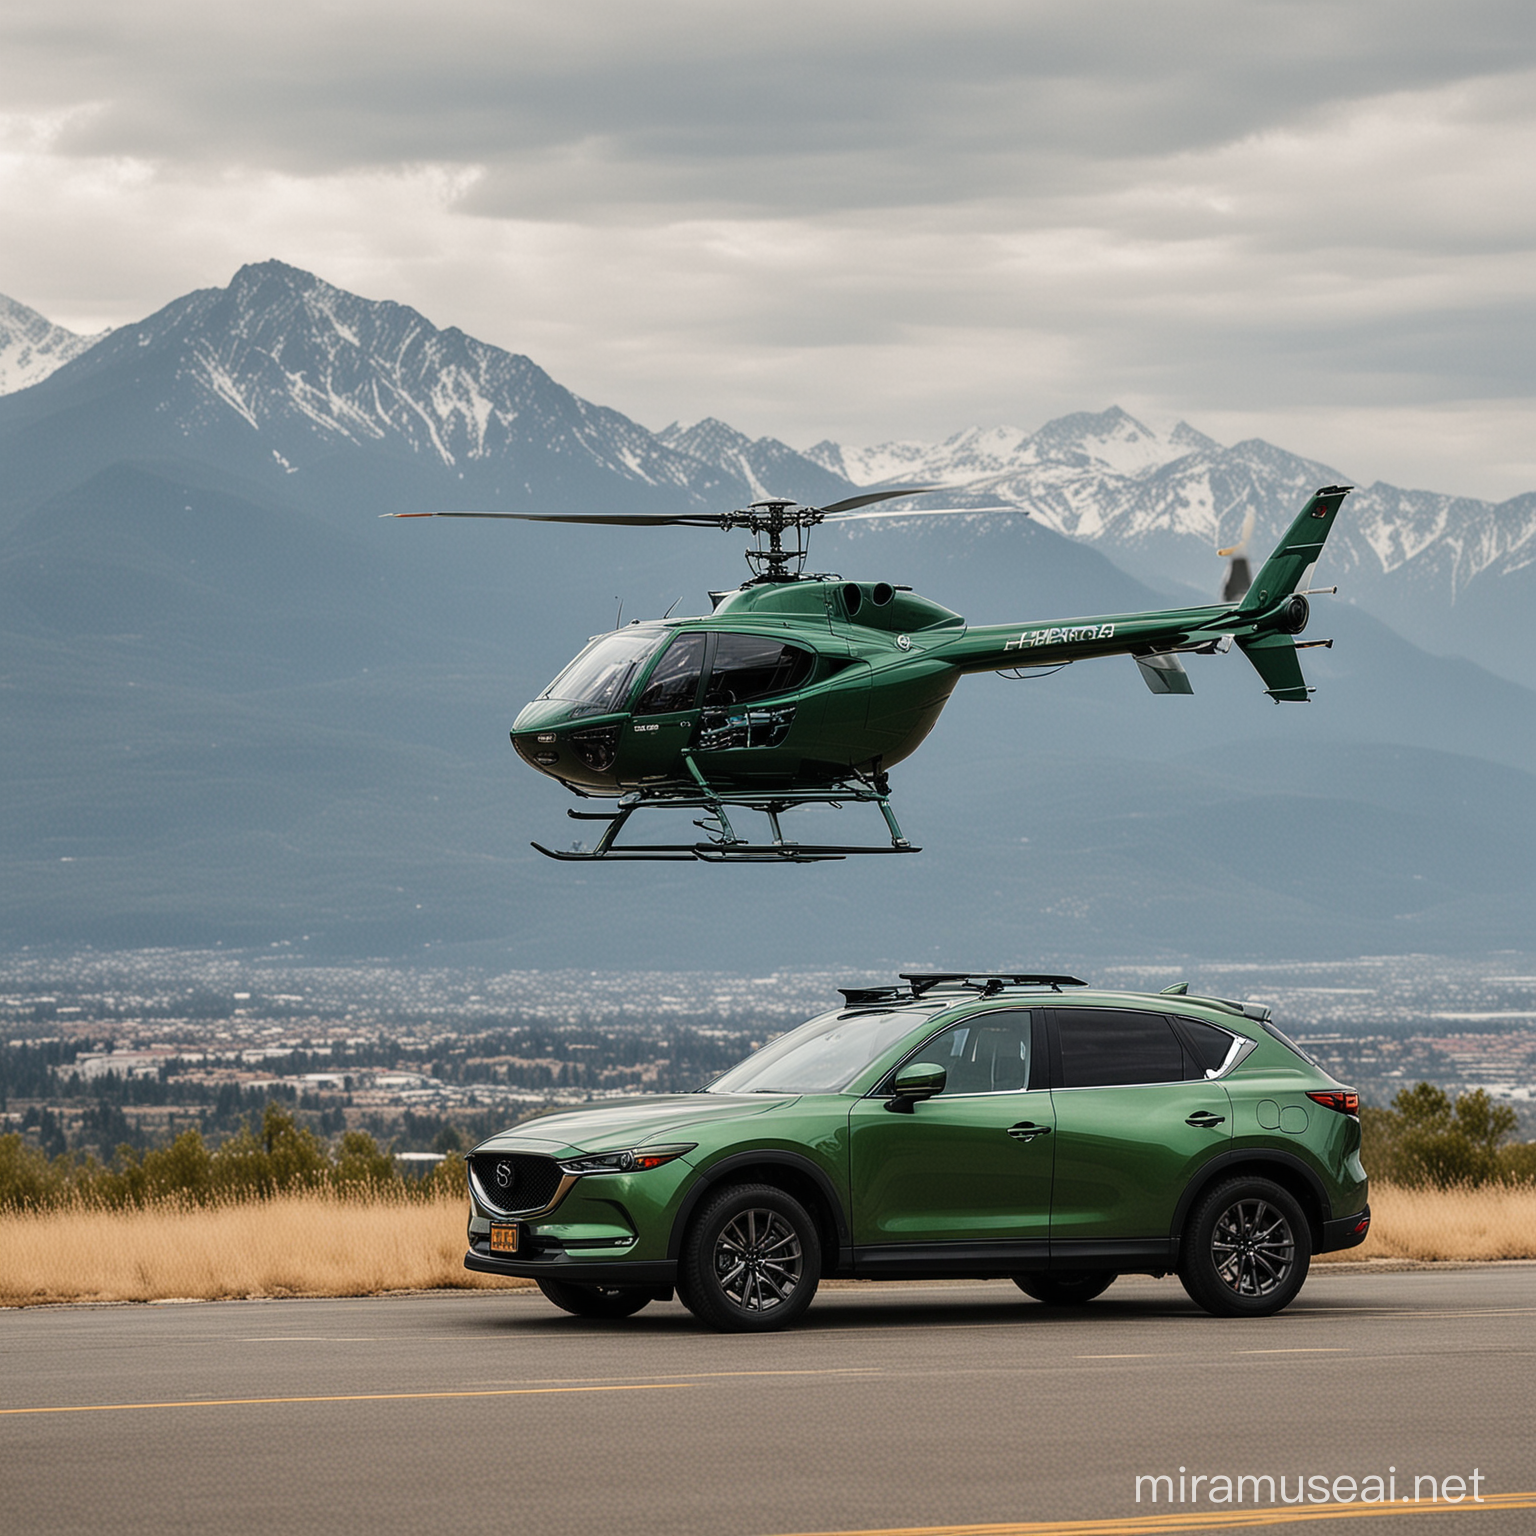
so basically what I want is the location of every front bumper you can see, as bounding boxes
[1318,1204,1372,1254]
[465,1245,677,1287]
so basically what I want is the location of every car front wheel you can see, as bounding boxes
[677,1182,821,1332]
[536,1277,654,1319]
[1178,1177,1311,1317]
[1012,1271,1117,1305]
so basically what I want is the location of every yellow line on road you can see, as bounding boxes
[0,1382,690,1417]
[775,1491,1536,1535]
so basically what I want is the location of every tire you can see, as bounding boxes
[676,1182,821,1333]
[1012,1271,1117,1306]
[535,1276,654,1319]
[1178,1176,1312,1317]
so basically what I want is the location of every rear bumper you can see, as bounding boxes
[1319,1205,1371,1254]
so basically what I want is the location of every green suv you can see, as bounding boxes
[464,974,1369,1330]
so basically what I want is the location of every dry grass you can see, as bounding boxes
[0,1193,529,1307]
[3,1182,1533,1307]
[1314,1180,1536,1264]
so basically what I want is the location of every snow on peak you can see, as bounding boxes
[0,293,104,394]
[817,409,1206,489]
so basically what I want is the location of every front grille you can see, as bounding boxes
[469,1152,565,1215]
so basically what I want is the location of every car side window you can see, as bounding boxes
[1054,1008,1185,1088]
[703,634,815,707]
[1174,1016,1238,1078]
[914,1010,1033,1095]
[633,633,708,716]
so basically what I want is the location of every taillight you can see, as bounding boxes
[1307,1090,1359,1116]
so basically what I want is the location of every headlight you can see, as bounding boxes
[557,1143,695,1176]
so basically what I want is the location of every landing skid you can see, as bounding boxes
[531,764,919,863]
[531,841,916,863]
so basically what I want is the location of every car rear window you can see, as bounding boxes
[1055,1008,1185,1088]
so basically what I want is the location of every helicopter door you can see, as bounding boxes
[620,631,709,781]
[695,634,815,753]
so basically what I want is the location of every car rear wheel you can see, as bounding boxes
[677,1182,821,1333]
[1012,1271,1117,1305]
[535,1277,654,1319]
[1178,1176,1311,1317]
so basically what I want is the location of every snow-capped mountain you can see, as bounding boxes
[0,261,813,521]
[658,416,851,505]
[806,410,1218,488]
[812,407,1536,674]
[0,294,102,393]
[2,263,1530,674]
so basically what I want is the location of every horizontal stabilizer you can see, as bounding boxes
[1135,652,1194,695]
[1238,633,1311,702]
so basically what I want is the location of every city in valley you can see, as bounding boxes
[3,950,1534,1165]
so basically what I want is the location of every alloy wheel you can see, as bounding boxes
[1210,1197,1296,1297]
[713,1206,804,1312]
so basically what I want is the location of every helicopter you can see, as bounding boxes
[386,482,1351,861]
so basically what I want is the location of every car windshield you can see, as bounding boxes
[705,1008,934,1096]
[540,629,666,713]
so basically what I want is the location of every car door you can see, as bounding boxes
[1046,1007,1234,1254]
[848,1009,1054,1269]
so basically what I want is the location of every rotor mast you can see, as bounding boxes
[729,498,822,583]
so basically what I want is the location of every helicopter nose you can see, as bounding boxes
[511,717,622,785]
[512,729,563,773]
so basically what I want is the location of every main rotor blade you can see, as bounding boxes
[815,486,941,514]
[380,510,721,526]
[826,504,1027,522]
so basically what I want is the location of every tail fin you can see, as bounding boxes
[1237,485,1351,614]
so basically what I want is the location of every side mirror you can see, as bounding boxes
[885,1062,946,1113]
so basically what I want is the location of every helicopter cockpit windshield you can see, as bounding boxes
[540,628,665,716]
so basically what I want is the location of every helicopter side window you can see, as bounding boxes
[540,629,665,716]
[702,634,815,707]
[633,633,708,716]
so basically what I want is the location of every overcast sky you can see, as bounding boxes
[2,0,1533,498]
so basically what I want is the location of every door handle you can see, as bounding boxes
[1186,1111,1226,1128]
[1007,1122,1052,1143]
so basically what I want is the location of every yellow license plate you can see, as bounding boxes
[489,1223,520,1254]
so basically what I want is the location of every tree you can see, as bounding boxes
[1364,1083,1522,1187]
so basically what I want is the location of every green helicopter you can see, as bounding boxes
[387,483,1349,861]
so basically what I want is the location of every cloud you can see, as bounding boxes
[6,0,1534,210]
[0,1,1533,498]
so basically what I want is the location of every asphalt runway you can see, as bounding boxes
[3,1267,1534,1536]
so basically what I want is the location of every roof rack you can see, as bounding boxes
[901,972,1087,996]
[835,973,1088,1007]
[837,986,910,1007]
